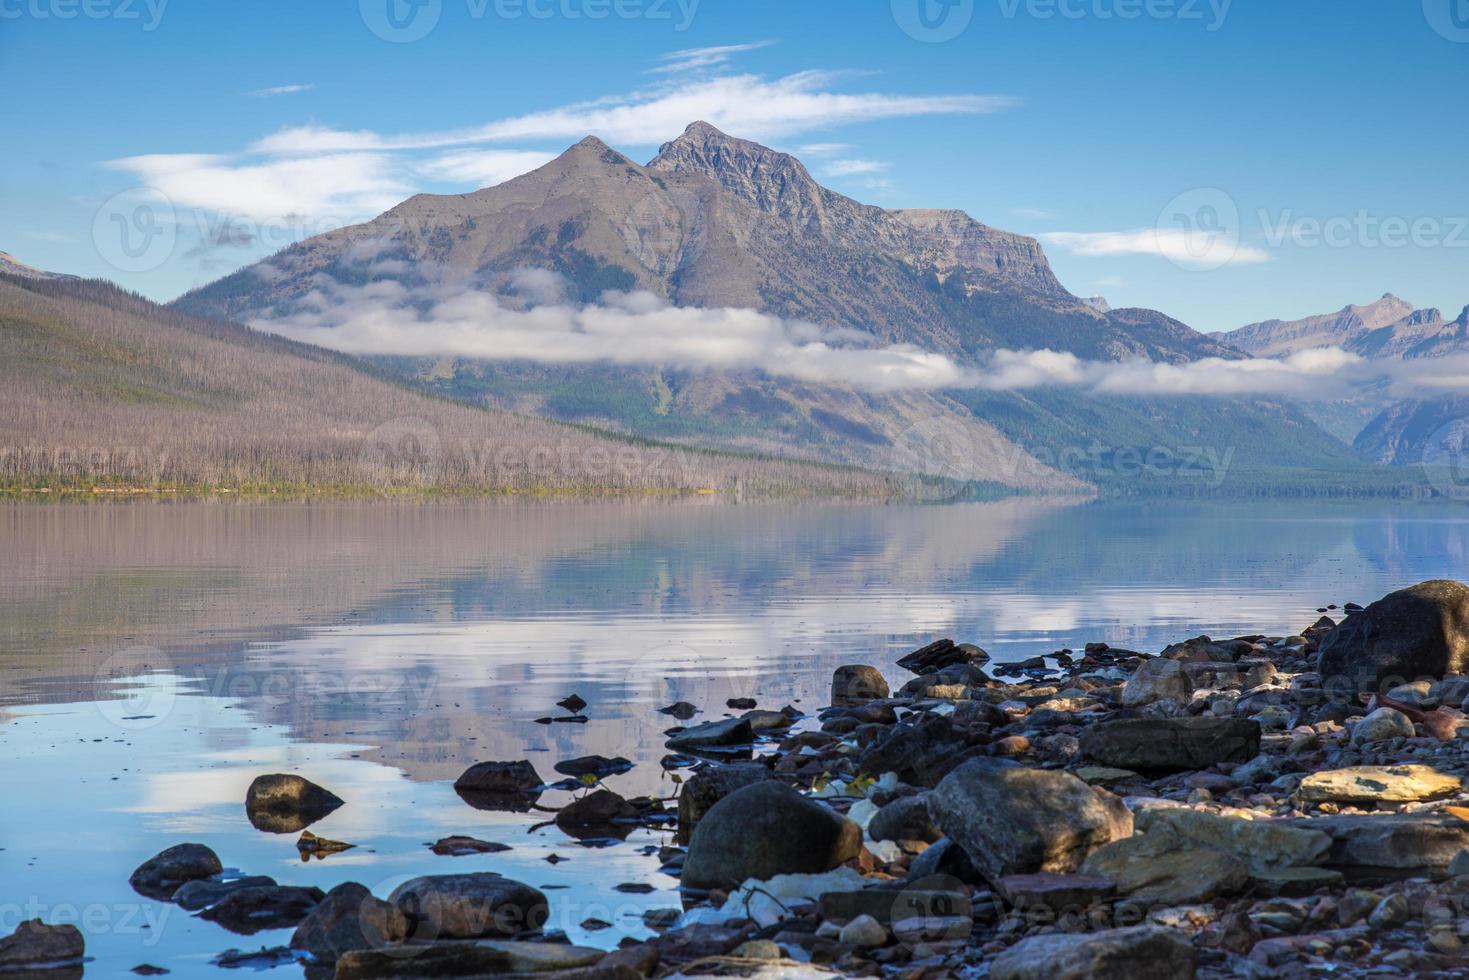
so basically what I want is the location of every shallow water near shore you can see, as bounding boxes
[3,497,1468,976]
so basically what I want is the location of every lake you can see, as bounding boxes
[3,497,1467,976]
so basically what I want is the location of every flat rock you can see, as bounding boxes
[1133,809,1331,870]
[681,782,861,890]
[927,760,1132,880]
[665,717,754,751]
[1080,829,1249,906]
[429,836,511,856]
[389,873,549,940]
[995,873,1115,912]
[1079,717,1261,772]
[1075,766,1140,786]
[818,885,970,925]
[1289,812,1469,870]
[1298,764,1463,803]
[897,638,988,675]
[1249,866,1345,897]
[334,940,605,979]
[990,925,1196,980]
[128,843,223,900]
[554,755,633,780]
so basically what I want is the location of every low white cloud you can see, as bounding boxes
[251,270,1469,401]
[794,143,853,157]
[249,83,314,97]
[1040,229,1270,268]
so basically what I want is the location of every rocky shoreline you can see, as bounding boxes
[10,580,1469,978]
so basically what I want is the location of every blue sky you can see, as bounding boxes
[2,0,1466,332]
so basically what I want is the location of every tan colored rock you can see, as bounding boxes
[1134,808,1332,870]
[1297,765,1463,803]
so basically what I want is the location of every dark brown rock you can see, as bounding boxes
[681,782,862,890]
[1079,717,1261,772]
[128,843,223,900]
[1318,580,1469,692]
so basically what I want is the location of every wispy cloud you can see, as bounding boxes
[247,72,1015,154]
[1011,207,1055,221]
[249,83,314,98]
[820,159,889,178]
[414,149,557,186]
[651,41,776,75]
[1039,229,1270,269]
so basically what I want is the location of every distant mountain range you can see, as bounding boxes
[1217,293,1469,361]
[173,122,1363,492]
[1215,294,1469,465]
[0,250,73,281]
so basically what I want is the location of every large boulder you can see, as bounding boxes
[128,843,223,900]
[676,764,776,845]
[927,761,1131,881]
[831,665,889,705]
[1079,717,1260,772]
[290,882,409,963]
[868,794,942,844]
[453,760,544,811]
[681,781,862,890]
[0,920,85,970]
[1121,658,1193,708]
[1318,580,1469,692]
[389,873,549,940]
[1080,829,1249,905]
[990,925,1195,980]
[245,774,344,833]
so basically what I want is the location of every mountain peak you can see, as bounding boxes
[648,120,821,220]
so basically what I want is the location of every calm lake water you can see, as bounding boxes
[3,497,1468,976]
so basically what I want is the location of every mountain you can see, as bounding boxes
[1216,294,1469,463]
[0,250,72,281]
[1217,294,1469,361]
[174,122,1362,492]
[0,272,912,498]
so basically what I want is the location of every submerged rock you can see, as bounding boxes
[289,882,408,964]
[927,760,1131,880]
[0,920,85,970]
[198,885,325,934]
[128,843,223,899]
[555,789,639,832]
[389,873,549,940]
[681,782,862,890]
[173,876,277,912]
[1317,579,1469,692]
[665,717,754,751]
[244,774,344,833]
